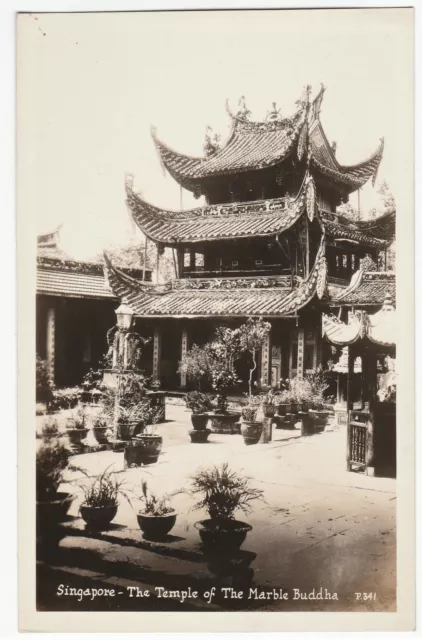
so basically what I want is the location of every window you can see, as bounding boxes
[184,251,190,267]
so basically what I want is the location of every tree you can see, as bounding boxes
[336,201,359,222]
[377,179,395,212]
[95,241,176,282]
[238,318,271,399]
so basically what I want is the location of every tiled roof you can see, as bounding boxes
[152,96,308,191]
[104,235,328,318]
[355,211,395,243]
[126,180,308,244]
[309,119,384,193]
[37,265,116,300]
[324,220,389,248]
[332,270,396,306]
[37,257,148,300]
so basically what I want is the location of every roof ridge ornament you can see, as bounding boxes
[236,95,251,120]
[266,102,282,122]
[203,125,221,157]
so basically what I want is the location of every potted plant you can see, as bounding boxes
[65,406,88,447]
[40,416,60,441]
[261,388,277,418]
[185,390,213,430]
[190,463,264,552]
[128,420,163,466]
[240,395,263,446]
[116,404,146,441]
[274,382,291,416]
[36,442,73,547]
[308,396,330,431]
[92,411,111,445]
[73,465,132,530]
[136,479,177,540]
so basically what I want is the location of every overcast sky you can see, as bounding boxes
[18,8,412,259]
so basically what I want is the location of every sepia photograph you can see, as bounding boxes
[17,6,415,633]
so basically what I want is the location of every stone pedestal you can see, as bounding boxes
[259,417,273,443]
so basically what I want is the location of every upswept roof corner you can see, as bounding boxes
[330,269,396,306]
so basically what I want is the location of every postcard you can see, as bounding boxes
[17,7,415,632]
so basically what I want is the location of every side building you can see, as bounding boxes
[37,228,151,387]
[105,86,396,391]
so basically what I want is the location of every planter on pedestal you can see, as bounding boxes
[92,425,110,445]
[209,412,241,434]
[117,420,144,442]
[124,434,163,467]
[240,421,262,446]
[262,404,276,419]
[66,428,88,448]
[189,428,211,443]
[308,409,330,431]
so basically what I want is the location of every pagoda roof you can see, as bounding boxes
[103,233,328,318]
[126,179,308,244]
[152,93,308,191]
[127,177,391,248]
[331,270,396,306]
[151,86,384,196]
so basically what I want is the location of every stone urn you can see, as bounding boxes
[240,421,262,446]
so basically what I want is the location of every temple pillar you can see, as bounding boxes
[180,328,188,388]
[296,328,305,380]
[46,306,56,384]
[260,330,271,387]
[152,327,161,384]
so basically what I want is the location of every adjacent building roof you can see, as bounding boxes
[331,270,396,306]
[103,234,328,318]
[36,230,149,300]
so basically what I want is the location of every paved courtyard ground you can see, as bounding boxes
[37,402,396,613]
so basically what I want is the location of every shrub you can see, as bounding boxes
[72,465,132,509]
[190,462,264,522]
[36,356,54,404]
[36,442,69,500]
[49,387,81,411]
[138,480,174,516]
[184,391,214,414]
[41,416,60,439]
[66,406,87,430]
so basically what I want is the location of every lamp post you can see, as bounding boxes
[113,302,134,439]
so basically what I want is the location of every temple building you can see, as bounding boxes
[37,228,151,387]
[105,86,396,391]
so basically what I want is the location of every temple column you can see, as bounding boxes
[46,306,56,384]
[296,328,305,380]
[152,327,161,384]
[180,328,188,388]
[260,330,271,387]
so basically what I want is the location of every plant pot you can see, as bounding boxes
[80,503,118,530]
[126,434,163,466]
[308,410,329,430]
[240,421,262,446]
[241,407,258,422]
[195,519,252,552]
[66,428,88,446]
[190,413,209,431]
[209,413,241,434]
[36,491,73,528]
[137,510,177,540]
[276,403,287,416]
[300,402,310,412]
[263,404,276,418]
[93,426,110,444]
[189,428,211,443]
[117,421,144,441]
[290,403,298,414]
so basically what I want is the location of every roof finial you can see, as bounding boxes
[237,96,251,120]
[266,101,282,121]
[331,141,337,155]
[382,292,394,311]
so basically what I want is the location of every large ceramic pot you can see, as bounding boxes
[289,403,299,415]
[209,413,241,434]
[240,421,262,446]
[66,428,88,447]
[80,503,118,530]
[117,421,144,442]
[36,492,73,552]
[189,428,211,443]
[92,425,109,445]
[263,404,276,419]
[190,413,209,431]
[195,519,252,552]
[137,511,177,540]
[125,435,163,466]
[308,410,330,431]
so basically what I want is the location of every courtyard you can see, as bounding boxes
[37,401,396,613]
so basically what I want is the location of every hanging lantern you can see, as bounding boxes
[115,302,134,331]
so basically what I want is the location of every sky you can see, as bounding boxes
[18,8,413,259]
